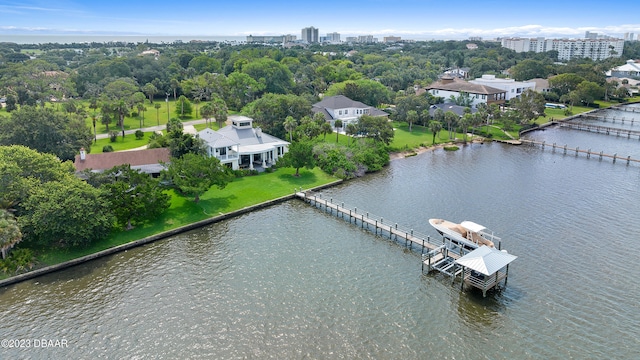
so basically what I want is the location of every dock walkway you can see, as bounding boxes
[520,139,640,165]
[559,120,640,138]
[295,191,464,277]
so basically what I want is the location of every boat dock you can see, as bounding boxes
[578,113,637,125]
[520,139,640,165]
[558,120,640,139]
[611,105,640,113]
[294,190,514,295]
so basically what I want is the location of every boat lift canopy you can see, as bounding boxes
[455,245,517,276]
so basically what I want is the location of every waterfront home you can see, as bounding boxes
[426,76,506,108]
[607,59,640,78]
[469,74,536,101]
[198,116,289,171]
[312,95,389,129]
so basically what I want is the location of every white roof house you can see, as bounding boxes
[427,77,507,108]
[198,116,289,171]
[607,60,640,78]
[469,75,536,101]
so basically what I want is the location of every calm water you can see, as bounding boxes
[1,108,639,359]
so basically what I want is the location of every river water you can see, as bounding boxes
[1,107,639,359]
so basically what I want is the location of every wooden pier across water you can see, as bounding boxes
[520,139,640,165]
[612,105,640,113]
[579,113,637,125]
[295,190,443,252]
[294,191,466,274]
[559,120,640,139]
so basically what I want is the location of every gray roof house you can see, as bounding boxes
[198,116,289,171]
[312,95,389,128]
[428,103,477,117]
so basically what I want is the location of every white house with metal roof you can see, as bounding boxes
[427,77,507,108]
[607,59,640,78]
[198,116,289,171]
[469,74,536,101]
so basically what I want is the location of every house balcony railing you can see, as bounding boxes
[215,152,239,161]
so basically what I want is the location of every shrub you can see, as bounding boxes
[102,145,114,152]
[109,131,118,142]
[0,248,36,275]
[135,130,144,140]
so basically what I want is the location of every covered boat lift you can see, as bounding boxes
[455,246,517,297]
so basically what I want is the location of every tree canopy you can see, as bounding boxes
[0,107,92,161]
[162,153,232,203]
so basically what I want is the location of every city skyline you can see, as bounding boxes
[1,0,640,40]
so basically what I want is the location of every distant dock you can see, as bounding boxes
[520,139,640,165]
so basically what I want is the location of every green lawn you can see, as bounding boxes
[34,167,337,266]
[83,98,191,135]
[91,133,153,152]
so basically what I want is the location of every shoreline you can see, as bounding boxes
[0,180,343,288]
[4,102,638,287]
[390,138,487,160]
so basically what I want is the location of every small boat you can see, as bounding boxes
[428,219,499,250]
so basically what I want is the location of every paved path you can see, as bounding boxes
[94,116,242,140]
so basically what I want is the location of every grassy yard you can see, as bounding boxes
[34,167,337,266]
[83,98,191,135]
[91,133,152,152]
[390,121,457,151]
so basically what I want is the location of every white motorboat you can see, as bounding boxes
[428,218,499,250]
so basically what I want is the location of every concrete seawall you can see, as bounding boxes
[0,180,343,288]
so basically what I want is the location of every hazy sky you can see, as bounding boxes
[2,0,640,40]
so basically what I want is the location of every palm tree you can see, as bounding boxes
[137,103,146,128]
[91,111,99,143]
[321,122,333,141]
[459,113,473,143]
[406,110,418,132]
[0,209,22,260]
[334,119,343,142]
[143,83,158,104]
[444,111,458,140]
[345,123,358,145]
[113,99,129,138]
[284,116,297,142]
[211,97,228,129]
[154,103,162,126]
[428,120,443,145]
[170,78,180,100]
[200,103,214,128]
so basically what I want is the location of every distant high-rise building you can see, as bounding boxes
[383,36,401,43]
[624,32,635,41]
[357,35,377,43]
[301,26,319,43]
[326,32,340,43]
[585,31,598,39]
[501,36,624,61]
[246,34,296,44]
